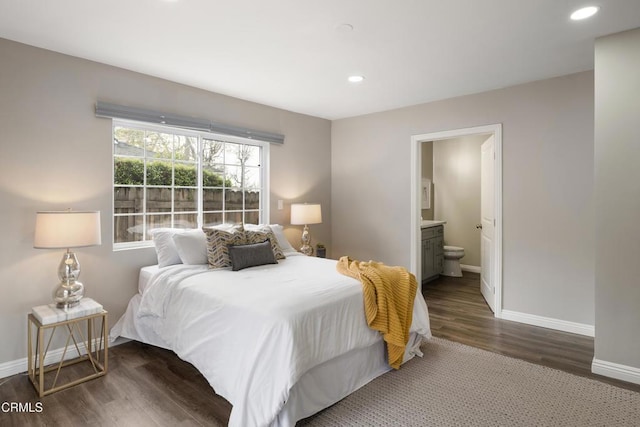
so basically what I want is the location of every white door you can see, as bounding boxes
[480,135,495,312]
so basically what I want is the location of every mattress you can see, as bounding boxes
[138,265,160,294]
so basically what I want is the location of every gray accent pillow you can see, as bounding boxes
[228,240,277,271]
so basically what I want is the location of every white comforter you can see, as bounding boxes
[137,254,431,427]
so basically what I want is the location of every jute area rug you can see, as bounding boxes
[300,337,640,426]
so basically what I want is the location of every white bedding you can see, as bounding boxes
[113,255,431,427]
[138,265,160,294]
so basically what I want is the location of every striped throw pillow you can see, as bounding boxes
[203,225,247,269]
[244,226,286,260]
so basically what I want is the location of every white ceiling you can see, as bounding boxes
[1,0,639,120]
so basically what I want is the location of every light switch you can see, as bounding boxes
[277,200,284,210]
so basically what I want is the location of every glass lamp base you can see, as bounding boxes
[53,280,84,309]
[300,225,314,256]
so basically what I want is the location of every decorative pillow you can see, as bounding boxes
[150,228,185,267]
[267,224,296,254]
[243,225,286,260]
[203,225,246,269]
[228,240,277,271]
[172,229,208,265]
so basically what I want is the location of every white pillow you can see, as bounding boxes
[150,228,184,267]
[245,224,296,253]
[173,229,208,265]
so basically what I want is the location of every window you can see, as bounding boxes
[113,120,268,249]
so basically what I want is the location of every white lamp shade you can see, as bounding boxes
[291,203,322,225]
[34,211,102,249]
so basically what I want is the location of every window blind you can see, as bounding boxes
[96,101,284,144]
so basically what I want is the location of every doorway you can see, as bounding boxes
[410,124,503,318]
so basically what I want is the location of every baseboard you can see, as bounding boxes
[592,358,640,385]
[460,264,481,273]
[0,337,129,380]
[500,309,594,337]
[0,358,29,381]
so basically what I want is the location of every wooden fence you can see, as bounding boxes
[114,187,260,243]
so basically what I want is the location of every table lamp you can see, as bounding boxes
[290,203,322,256]
[34,210,102,309]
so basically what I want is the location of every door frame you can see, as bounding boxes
[410,123,503,318]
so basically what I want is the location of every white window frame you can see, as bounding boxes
[112,119,270,250]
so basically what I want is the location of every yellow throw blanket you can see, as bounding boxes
[336,256,417,369]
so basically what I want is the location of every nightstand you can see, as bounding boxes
[27,298,108,397]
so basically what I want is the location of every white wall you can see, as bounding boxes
[332,71,595,326]
[0,38,332,368]
[594,28,640,372]
[433,135,486,267]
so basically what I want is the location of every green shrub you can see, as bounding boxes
[114,158,144,185]
[114,158,231,187]
[174,164,197,186]
[146,161,172,185]
[203,168,228,187]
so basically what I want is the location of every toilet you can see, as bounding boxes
[442,245,465,277]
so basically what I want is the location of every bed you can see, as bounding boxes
[110,226,432,427]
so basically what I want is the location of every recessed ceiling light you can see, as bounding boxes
[348,75,365,83]
[570,6,599,20]
[336,23,354,33]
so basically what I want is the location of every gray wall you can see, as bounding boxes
[433,135,486,267]
[0,38,332,366]
[594,28,640,369]
[332,71,595,325]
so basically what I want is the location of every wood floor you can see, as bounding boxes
[0,341,230,426]
[2,273,638,426]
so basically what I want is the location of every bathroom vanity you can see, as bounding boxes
[421,220,445,282]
